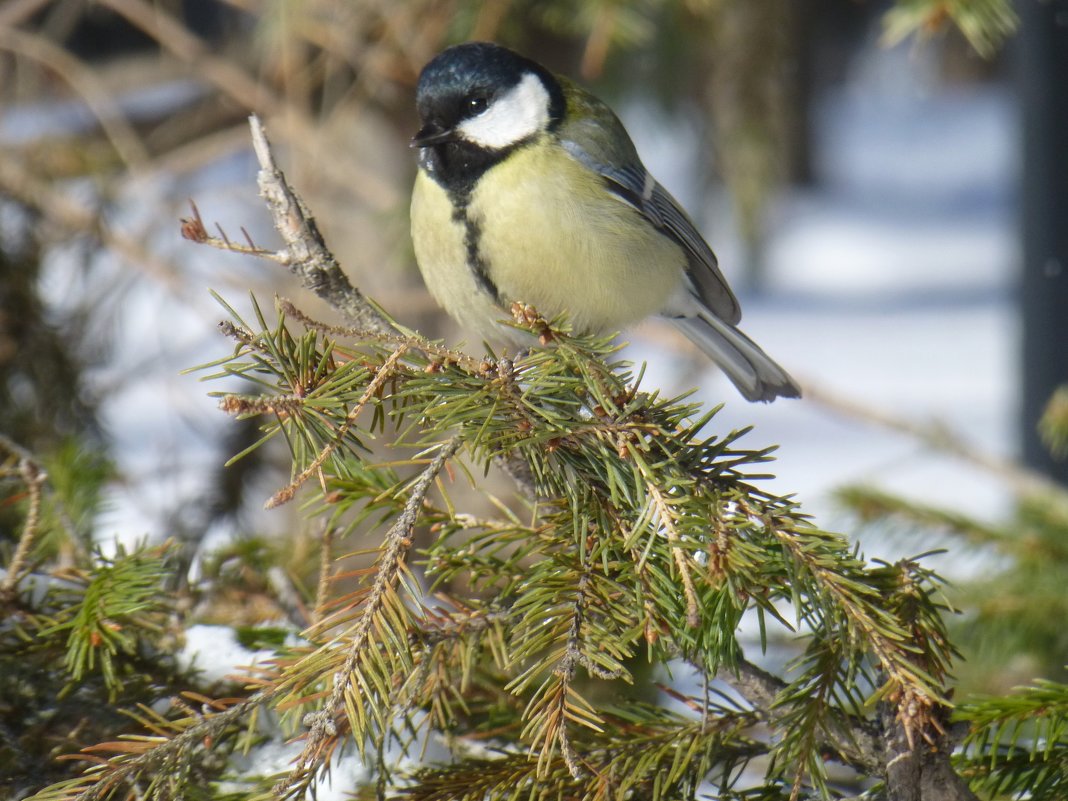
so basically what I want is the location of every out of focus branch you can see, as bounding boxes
[0,27,149,168]
[0,0,51,27]
[0,149,184,293]
[804,383,1066,499]
[0,434,47,604]
[96,0,400,210]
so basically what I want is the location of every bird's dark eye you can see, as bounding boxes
[466,96,489,115]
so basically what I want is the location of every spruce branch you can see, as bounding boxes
[647,480,701,628]
[85,116,979,801]
[24,691,276,801]
[881,0,1017,58]
[1039,384,1068,460]
[263,343,410,509]
[955,677,1068,799]
[274,436,461,799]
[311,525,335,626]
[764,514,949,732]
[275,297,485,375]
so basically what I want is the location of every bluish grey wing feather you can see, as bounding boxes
[560,140,742,325]
[673,316,801,402]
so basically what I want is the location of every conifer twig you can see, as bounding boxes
[264,344,410,509]
[277,436,461,796]
[647,483,700,627]
[74,691,277,801]
[312,525,335,626]
[275,297,485,374]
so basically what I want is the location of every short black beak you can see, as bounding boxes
[410,123,457,148]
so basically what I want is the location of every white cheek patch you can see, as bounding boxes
[457,72,551,149]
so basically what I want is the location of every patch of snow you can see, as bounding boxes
[177,624,282,685]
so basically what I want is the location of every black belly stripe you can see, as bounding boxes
[421,140,536,309]
[450,200,503,306]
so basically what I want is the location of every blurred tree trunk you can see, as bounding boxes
[1019,0,1068,485]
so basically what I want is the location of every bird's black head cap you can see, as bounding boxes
[415,42,565,132]
[413,42,565,196]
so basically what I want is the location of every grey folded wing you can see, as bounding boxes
[560,140,742,326]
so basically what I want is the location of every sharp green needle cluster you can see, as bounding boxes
[24,295,962,800]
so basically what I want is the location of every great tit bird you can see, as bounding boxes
[410,42,800,402]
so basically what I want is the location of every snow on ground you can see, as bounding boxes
[178,624,283,685]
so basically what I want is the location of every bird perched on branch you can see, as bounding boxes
[409,42,800,402]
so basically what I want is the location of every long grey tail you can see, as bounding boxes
[672,315,801,403]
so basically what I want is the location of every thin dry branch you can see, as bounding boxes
[248,114,395,335]
[804,383,1064,500]
[0,27,149,168]
[0,432,87,584]
[0,443,46,603]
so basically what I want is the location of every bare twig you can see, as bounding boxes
[180,199,279,260]
[248,114,394,335]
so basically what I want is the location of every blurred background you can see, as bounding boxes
[2,0,1066,701]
